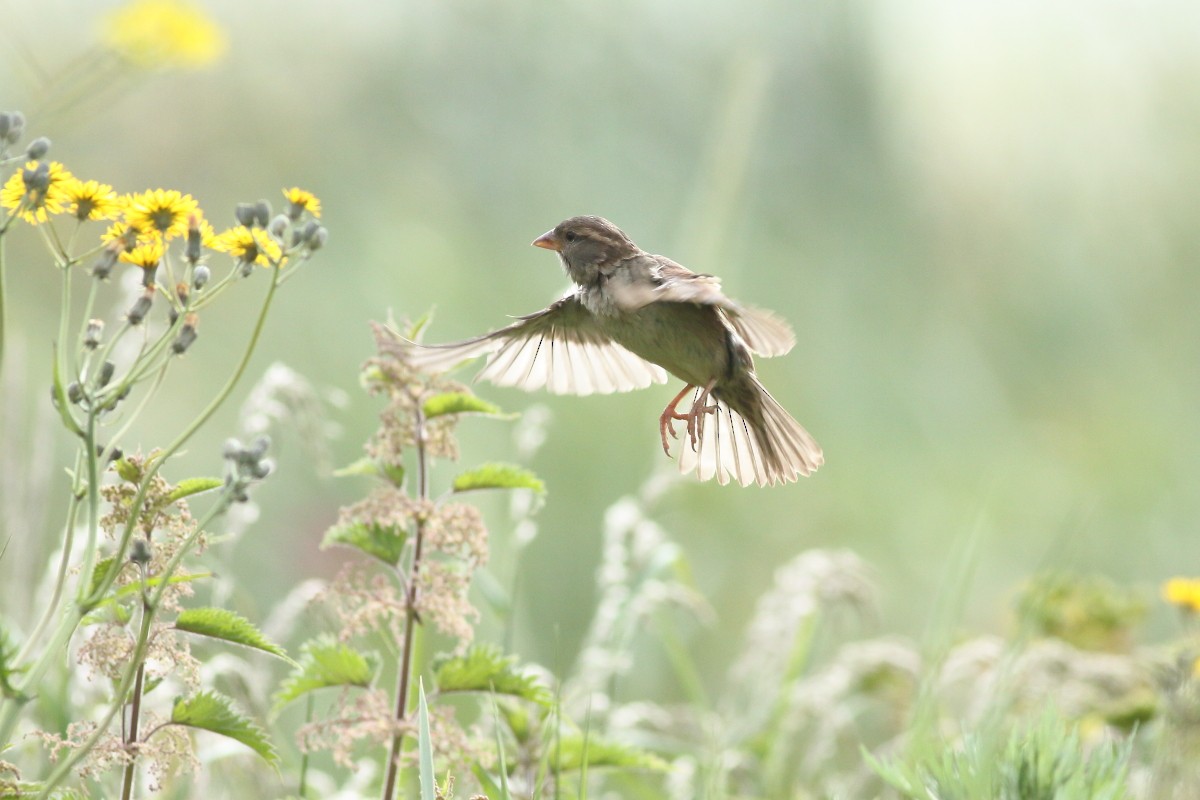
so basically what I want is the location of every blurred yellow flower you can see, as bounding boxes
[0,161,74,225]
[62,178,122,222]
[1164,577,1200,613]
[283,187,321,219]
[119,238,165,271]
[124,189,199,240]
[212,227,283,267]
[102,0,227,69]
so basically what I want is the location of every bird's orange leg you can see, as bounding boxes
[684,381,719,452]
[659,384,696,456]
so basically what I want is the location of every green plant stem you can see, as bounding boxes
[12,451,85,665]
[119,597,151,800]
[382,403,430,800]
[0,268,282,748]
[36,484,238,799]
[90,267,282,606]
[298,694,315,798]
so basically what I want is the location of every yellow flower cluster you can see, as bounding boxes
[1,154,321,276]
[1163,577,1200,613]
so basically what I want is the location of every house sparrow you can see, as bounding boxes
[398,215,823,486]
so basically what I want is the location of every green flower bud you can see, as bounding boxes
[84,319,104,349]
[4,112,24,144]
[268,214,288,239]
[127,292,153,325]
[25,136,50,159]
[96,361,115,388]
[130,538,152,566]
[192,264,211,290]
[235,203,256,227]
[253,200,271,228]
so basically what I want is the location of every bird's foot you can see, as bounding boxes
[659,384,697,456]
[684,385,718,452]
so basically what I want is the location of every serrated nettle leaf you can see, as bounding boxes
[272,637,379,713]
[87,554,123,598]
[422,392,512,420]
[88,571,213,614]
[451,463,545,496]
[321,521,406,566]
[333,457,381,478]
[175,608,290,661]
[171,690,278,766]
[165,477,223,504]
[433,644,552,706]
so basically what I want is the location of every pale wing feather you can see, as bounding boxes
[395,295,667,396]
[649,256,795,357]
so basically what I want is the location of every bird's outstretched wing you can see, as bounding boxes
[395,294,668,396]
[649,256,796,357]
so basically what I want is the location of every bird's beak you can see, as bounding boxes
[531,230,561,251]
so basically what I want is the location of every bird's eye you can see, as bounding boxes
[564,231,577,242]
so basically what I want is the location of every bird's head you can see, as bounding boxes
[532,215,638,286]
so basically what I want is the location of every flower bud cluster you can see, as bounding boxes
[222,435,274,502]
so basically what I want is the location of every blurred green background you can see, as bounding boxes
[3,0,1199,698]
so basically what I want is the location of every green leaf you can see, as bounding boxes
[87,555,123,598]
[433,644,551,706]
[85,556,211,611]
[333,457,405,486]
[164,477,223,505]
[321,521,407,566]
[417,679,437,800]
[273,637,378,713]
[0,626,27,701]
[171,690,278,766]
[451,463,545,496]
[175,608,291,662]
[423,392,513,420]
[553,735,669,772]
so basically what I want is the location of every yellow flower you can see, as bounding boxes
[283,187,321,219]
[0,161,74,225]
[1163,577,1200,613]
[101,220,153,250]
[61,178,122,222]
[124,189,199,240]
[102,0,227,69]
[212,227,283,267]
[119,238,165,271]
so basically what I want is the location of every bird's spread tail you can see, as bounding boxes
[674,376,822,487]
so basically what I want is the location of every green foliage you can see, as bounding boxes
[1017,572,1147,652]
[552,735,670,773]
[171,690,278,767]
[273,637,378,713]
[163,477,224,505]
[321,520,407,566]
[417,680,437,800]
[870,712,1133,800]
[174,607,290,661]
[333,456,405,486]
[433,644,552,706]
[0,627,25,701]
[423,391,513,420]
[452,462,545,495]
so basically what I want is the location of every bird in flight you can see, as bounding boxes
[396,215,823,486]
